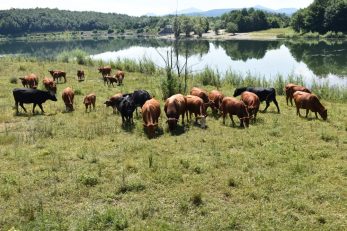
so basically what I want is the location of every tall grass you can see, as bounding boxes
[57,49,92,65]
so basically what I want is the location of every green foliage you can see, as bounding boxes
[57,49,91,65]
[213,20,222,35]
[221,8,289,33]
[226,22,238,34]
[291,0,347,33]
[79,208,128,230]
[195,67,221,88]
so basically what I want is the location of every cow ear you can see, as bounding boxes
[143,123,148,127]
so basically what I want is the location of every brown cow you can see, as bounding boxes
[19,73,38,89]
[142,98,161,138]
[104,93,123,113]
[208,90,224,114]
[285,83,311,106]
[42,77,57,93]
[83,93,96,112]
[98,66,112,76]
[293,91,327,120]
[185,95,207,128]
[240,91,260,121]
[190,87,210,105]
[49,70,66,83]
[115,70,125,85]
[77,70,85,81]
[62,87,74,111]
[220,97,250,128]
[164,94,187,131]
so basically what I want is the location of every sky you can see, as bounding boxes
[0,0,314,16]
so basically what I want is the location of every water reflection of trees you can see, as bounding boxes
[0,38,171,60]
[216,40,281,61]
[286,40,347,77]
[174,40,210,57]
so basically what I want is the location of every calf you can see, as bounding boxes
[104,93,123,113]
[19,74,38,89]
[115,70,125,85]
[114,95,136,124]
[294,91,327,120]
[77,70,85,81]
[142,98,161,137]
[185,95,207,128]
[220,97,250,128]
[208,90,224,114]
[83,93,96,112]
[164,94,187,131]
[285,83,311,106]
[62,87,74,112]
[42,77,57,93]
[105,75,118,87]
[233,87,280,113]
[13,88,57,114]
[49,70,66,83]
[240,91,260,121]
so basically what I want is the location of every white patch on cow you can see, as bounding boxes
[200,116,206,129]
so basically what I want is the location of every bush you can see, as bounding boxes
[195,67,221,87]
[107,28,114,34]
[79,208,128,230]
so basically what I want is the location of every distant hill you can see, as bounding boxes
[168,5,297,17]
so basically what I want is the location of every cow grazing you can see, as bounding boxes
[105,75,118,87]
[240,91,260,121]
[115,70,125,85]
[142,98,161,137]
[114,95,136,124]
[49,70,66,83]
[13,88,57,114]
[190,87,211,108]
[208,90,224,114]
[185,95,207,128]
[104,93,123,114]
[42,77,57,93]
[220,97,250,128]
[293,91,327,120]
[164,94,187,131]
[285,83,311,106]
[62,87,74,112]
[77,70,85,81]
[83,93,96,112]
[233,87,280,113]
[19,74,38,89]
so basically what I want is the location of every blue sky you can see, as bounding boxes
[0,0,314,16]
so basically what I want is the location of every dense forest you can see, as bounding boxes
[291,0,347,33]
[0,0,346,36]
[220,8,289,33]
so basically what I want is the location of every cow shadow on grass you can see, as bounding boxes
[143,127,164,139]
[168,125,186,136]
[121,123,135,133]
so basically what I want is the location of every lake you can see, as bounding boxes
[1,38,346,87]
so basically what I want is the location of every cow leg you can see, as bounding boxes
[305,109,309,118]
[195,113,198,123]
[38,104,44,114]
[121,115,125,124]
[296,107,301,117]
[222,112,226,124]
[182,112,185,125]
[239,118,244,128]
[273,99,280,113]
[286,96,289,106]
[315,112,318,119]
[263,101,270,112]
[230,114,235,127]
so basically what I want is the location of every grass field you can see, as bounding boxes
[0,58,346,230]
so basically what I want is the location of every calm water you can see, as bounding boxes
[1,38,346,86]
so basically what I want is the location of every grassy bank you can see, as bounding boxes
[0,57,346,230]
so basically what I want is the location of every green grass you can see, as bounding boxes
[0,57,346,230]
[249,27,296,38]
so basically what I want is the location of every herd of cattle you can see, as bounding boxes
[12,66,328,137]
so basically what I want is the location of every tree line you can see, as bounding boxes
[0,1,346,36]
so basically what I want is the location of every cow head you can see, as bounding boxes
[48,91,58,101]
[198,115,207,129]
[104,100,112,107]
[233,87,247,97]
[166,118,178,131]
[321,109,328,120]
[144,123,158,138]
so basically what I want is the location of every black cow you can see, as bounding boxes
[13,88,57,114]
[233,87,280,113]
[130,90,152,115]
[114,95,136,124]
